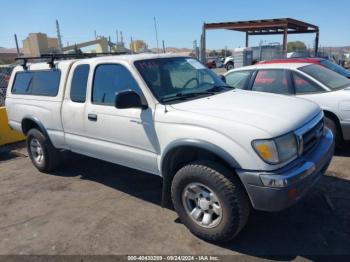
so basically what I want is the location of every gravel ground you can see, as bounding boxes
[0,142,349,259]
[212,68,226,75]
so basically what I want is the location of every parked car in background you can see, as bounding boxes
[214,57,223,68]
[206,58,216,69]
[224,62,350,146]
[6,54,334,242]
[206,57,223,69]
[259,58,350,79]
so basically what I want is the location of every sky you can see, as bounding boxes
[1,0,350,50]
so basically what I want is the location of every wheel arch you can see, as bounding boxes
[323,110,343,139]
[21,116,50,138]
[225,61,234,70]
[160,139,242,207]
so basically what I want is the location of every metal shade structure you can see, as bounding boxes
[201,18,319,62]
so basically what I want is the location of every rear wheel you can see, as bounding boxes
[171,161,250,242]
[26,129,61,172]
[325,117,342,148]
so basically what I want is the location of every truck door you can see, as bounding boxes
[81,63,159,174]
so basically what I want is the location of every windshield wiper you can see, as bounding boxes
[160,91,216,103]
[207,85,235,92]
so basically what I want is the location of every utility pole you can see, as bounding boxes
[94,30,97,39]
[116,29,119,43]
[154,17,159,53]
[14,34,20,57]
[162,40,166,53]
[193,40,199,59]
[56,19,63,51]
[120,31,124,45]
[130,36,134,53]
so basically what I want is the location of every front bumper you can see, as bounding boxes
[237,128,334,212]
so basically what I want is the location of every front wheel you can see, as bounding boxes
[171,161,250,242]
[225,62,234,71]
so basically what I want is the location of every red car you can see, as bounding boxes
[206,59,216,69]
[259,58,350,79]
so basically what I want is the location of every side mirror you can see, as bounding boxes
[220,75,226,83]
[115,90,148,109]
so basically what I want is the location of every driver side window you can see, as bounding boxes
[92,64,141,105]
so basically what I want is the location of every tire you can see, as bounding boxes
[26,128,61,173]
[325,117,342,148]
[225,62,234,71]
[171,161,250,242]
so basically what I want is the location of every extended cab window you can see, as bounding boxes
[92,64,140,105]
[252,69,290,94]
[225,70,252,89]
[70,64,89,102]
[12,71,33,94]
[12,70,60,96]
[292,72,322,94]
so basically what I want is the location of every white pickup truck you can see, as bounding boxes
[5,53,334,242]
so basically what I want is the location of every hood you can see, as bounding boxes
[170,90,320,137]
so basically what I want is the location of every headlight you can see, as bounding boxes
[252,133,298,164]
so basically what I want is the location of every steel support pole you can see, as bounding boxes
[200,24,206,63]
[315,30,319,56]
[282,27,288,55]
[245,32,249,47]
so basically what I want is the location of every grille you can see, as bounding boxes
[302,118,324,155]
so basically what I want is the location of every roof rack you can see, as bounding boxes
[15,52,128,70]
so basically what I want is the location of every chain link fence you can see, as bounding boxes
[0,65,14,107]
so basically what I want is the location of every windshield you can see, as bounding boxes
[299,64,350,90]
[320,60,350,78]
[134,57,229,103]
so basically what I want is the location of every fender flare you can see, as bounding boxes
[21,115,50,138]
[161,138,241,173]
[160,138,242,207]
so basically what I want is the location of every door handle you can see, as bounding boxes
[88,113,98,121]
[130,119,149,125]
[130,119,142,124]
